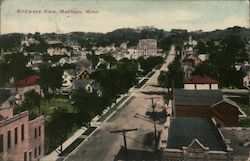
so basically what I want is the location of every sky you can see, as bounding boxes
[0,0,249,34]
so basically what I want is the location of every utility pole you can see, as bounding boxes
[150,98,157,148]
[110,128,138,161]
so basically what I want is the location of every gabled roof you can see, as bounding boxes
[184,76,219,84]
[167,117,227,151]
[73,79,93,90]
[174,89,223,106]
[211,97,247,117]
[186,139,209,151]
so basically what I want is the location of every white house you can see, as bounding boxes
[61,70,75,95]
[184,76,219,90]
[243,72,250,89]
[127,47,138,59]
[198,54,209,62]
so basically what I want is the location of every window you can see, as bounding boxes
[7,130,11,149]
[38,126,41,136]
[15,127,18,144]
[34,128,37,139]
[34,148,37,158]
[38,145,41,155]
[24,152,27,161]
[21,124,25,141]
[0,134,3,153]
[29,152,32,161]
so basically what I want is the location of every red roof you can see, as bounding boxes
[15,75,40,87]
[184,76,219,84]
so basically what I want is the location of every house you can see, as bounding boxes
[15,75,40,88]
[72,80,102,97]
[61,70,76,95]
[243,72,250,89]
[137,39,157,57]
[120,42,128,50]
[173,89,245,127]
[78,68,93,80]
[159,117,232,161]
[47,47,69,56]
[95,58,110,69]
[21,36,40,47]
[198,54,209,62]
[127,46,138,59]
[183,36,198,47]
[0,91,45,161]
[184,75,219,90]
[187,55,201,66]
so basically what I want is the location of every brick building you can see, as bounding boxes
[0,90,44,161]
[137,39,157,57]
[159,117,233,161]
[173,89,246,127]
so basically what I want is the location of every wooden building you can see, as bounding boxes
[173,89,246,127]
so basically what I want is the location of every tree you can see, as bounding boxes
[71,89,106,123]
[0,52,35,86]
[192,61,218,78]
[167,56,184,88]
[39,65,63,95]
[202,35,247,88]
[197,40,207,53]
[158,71,172,91]
[14,90,42,118]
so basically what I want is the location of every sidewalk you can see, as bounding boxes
[41,127,87,161]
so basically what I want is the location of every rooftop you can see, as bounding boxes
[167,117,227,151]
[184,76,219,84]
[173,89,223,106]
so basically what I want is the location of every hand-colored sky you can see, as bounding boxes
[1,0,249,34]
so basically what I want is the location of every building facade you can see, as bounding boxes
[137,39,157,57]
[0,107,44,161]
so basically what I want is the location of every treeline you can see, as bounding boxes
[193,35,248,88]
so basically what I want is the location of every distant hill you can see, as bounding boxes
[0,26,249,52]
[191,26,250,40]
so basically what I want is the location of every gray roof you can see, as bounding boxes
[0,89,11,107]
[174,89,223,106]
[73,79,92,90]
[167,117,227,151]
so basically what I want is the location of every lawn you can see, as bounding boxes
[32,96,79,154]
[39,97,76,122]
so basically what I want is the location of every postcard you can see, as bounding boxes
[0,0,249,161]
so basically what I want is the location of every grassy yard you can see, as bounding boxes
[39,97,76,122]
[36,97,78,154]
